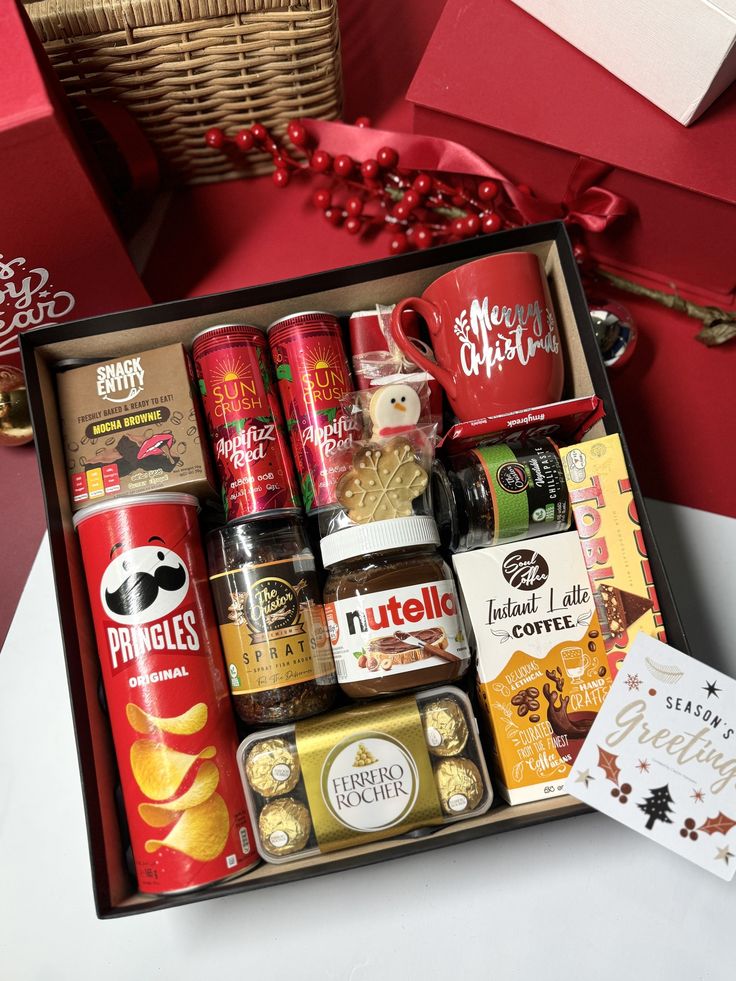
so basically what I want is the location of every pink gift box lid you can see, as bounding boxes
[407,0,736,205]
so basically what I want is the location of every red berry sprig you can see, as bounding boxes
[204,119,524,254]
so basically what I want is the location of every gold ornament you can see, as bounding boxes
[0,387,33,446]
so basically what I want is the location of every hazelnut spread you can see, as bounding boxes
[322,516,470,699]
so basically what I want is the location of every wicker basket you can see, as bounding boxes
[25,0,343,184]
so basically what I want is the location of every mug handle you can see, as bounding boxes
[390,297,457,401]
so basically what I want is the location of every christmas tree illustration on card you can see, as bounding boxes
[638,784,675,830]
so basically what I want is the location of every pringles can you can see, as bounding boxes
[74,492,258,895]
[192,324,301,521]
[268,312,359,512]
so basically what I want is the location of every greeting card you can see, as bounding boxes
[566,634,736,880]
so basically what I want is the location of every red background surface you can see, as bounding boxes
[0,0,149,647]
[407,0,736,305]
[2,0,733,648]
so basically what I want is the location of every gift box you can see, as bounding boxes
[0,1,149,388]
[407,0,736,308]
[510,0,736,126]
[22,221,688,917]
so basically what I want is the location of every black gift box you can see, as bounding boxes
[21,222,687,917]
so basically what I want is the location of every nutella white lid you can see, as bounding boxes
[320,516,440,568]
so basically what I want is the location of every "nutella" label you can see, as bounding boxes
[325,579,470,684]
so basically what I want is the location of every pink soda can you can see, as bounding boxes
[267,312,359,512]
[192,323,301,520]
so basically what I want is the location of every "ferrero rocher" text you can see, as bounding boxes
[331,764,409,808]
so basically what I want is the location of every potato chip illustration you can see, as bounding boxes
[137,762,220,827]
[126,701,208,736]
[138,805,182,828]
[130,739,217,801]
[144,792,230,862]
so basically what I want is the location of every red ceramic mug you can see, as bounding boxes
[390,252,564,421]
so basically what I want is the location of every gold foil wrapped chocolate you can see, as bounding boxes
[245,738,300,798]
[434,757,483,815]
[421,697,468,757]
[258,798,311,856]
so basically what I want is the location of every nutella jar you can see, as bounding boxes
[207,517,338,725]
[322,516,471,699]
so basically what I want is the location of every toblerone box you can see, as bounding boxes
[57,343,216,511]
[559,434,666,678]
[454,531,612,805]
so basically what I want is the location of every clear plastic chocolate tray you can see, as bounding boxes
[237,685,493,865]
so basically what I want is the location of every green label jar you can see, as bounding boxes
[433,439,571,551]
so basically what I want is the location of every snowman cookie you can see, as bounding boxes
[368,383,422,439]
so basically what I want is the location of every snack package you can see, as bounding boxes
[559,434,666,677]
[318,378,438,538]
[57,343,216,510]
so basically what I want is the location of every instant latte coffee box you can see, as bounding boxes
[57,344,216,510]
[559,434,666,678]
[454,531,613,805]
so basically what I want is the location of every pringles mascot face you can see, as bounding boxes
[100,535,190,625]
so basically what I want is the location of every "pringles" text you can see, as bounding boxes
[106,609,201,670]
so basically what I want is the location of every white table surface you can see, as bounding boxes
[2,500,735,980]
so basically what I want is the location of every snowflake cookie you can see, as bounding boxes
[336,437,428,524]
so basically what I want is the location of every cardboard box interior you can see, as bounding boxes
[22,224,686,916]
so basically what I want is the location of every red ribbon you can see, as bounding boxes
[81,97,160,221]
[560,158,631,232]
[300,119,630,233]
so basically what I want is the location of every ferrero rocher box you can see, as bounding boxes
[297,697,443,855]
[454,531,613,805]
[238,687,493,864]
